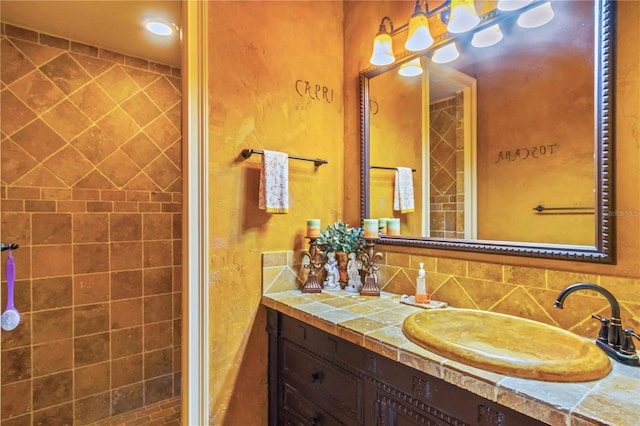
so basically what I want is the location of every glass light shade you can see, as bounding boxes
[405,12,434,51]
[447,0,480,33]
[471,24,504,48]
[517,2,555,28]
[497,0,533,12]
[432,43,460,64]
[145,21,174,36]
[369,32,395,65]
[399,58,423,77]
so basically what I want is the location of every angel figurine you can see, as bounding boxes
[323,252,341,291]
[345,252,363,293]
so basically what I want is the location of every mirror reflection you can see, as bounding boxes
[369,61,477,239]
[363,0,608,257]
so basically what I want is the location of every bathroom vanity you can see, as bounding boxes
[263,291,640,426]
[267,308,543,425]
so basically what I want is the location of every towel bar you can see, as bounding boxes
[533,205,594,212]
[1,243,19,252]
[241,149,327,167]
[370,165,416,172]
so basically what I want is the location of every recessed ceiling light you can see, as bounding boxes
[145,20,176,36]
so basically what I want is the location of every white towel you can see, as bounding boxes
[259,150,289,213]
[394,167,415,213]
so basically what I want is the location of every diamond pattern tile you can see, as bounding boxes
[71,53,114,77]
[96,66,139,103]
[122,132,161,168]
[11,119,66,162]
[124,67,161,89]
[431,140,455,167]
[11,38,63,67]
[9,69,66,114]
[96,107,139,146]
[164,144,181,169]
[147,77,181,111]
[40,52,91,95]
[43,146,94,186]
[42,99,92,141]
[15,164,66,187]
[1,38,36,85]
[144,115,180,151]
[1,89,37,135]
[99,149,141,187]
[1,138,38,184]
[144,155,181,191]
[122,92,162,127]
[71,126,118,165]
[68,81,116,122]
[431,109,454,137]
[1,32,181,191]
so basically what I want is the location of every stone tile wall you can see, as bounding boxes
[0,24,182,425]
[263,250,640,343]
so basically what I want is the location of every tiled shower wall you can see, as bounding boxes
[0,24,182,425]
[429,95,464,239]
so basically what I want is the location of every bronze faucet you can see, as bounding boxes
[554,283,639,367]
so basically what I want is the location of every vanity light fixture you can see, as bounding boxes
[369,17,396,66]
[405,0,434,52]
[517,1,555,28]
[432,42,460,64]
[497,0,533,12]
[447,0,480,34]
[145,19,177,36]
[398,58,423,77]
[369,0,555,68]
[471,24,504,48]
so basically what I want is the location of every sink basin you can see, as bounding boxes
[402,308,611,382]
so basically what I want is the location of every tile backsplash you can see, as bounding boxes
[263,250,640,341]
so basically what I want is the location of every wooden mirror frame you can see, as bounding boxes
[359,0,616,263]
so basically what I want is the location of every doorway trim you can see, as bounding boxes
[182,0,209,423]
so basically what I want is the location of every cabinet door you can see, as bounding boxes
[281,339,364,424]
[377,386,465,426]
[282,382,349,426]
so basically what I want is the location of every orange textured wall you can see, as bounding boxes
[369,70,423,236]
[472,0,595,245]
[344,1,640,278]
[208,1,344,424]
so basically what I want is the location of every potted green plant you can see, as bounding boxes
[317,221,365,284]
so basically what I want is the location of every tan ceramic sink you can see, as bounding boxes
[402,308,611,382]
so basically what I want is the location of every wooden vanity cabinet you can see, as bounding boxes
[267,309,545,426]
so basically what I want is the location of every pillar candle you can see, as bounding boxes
[378,218,387,234]
[387,218,400,236]
[306,219,321,237]
[363,219,379,239]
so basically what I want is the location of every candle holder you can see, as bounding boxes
[302,237,324,293]
[359,239,383,296]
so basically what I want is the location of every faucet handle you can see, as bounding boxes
[621,328,639,355]
[591,315,610,343]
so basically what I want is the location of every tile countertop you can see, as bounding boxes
[262,290,640,426]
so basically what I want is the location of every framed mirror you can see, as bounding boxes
[360,0,616,263]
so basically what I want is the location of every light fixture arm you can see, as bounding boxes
[378,16,394,34]
[424,0,451,23]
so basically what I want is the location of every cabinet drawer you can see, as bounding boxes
[280,314,367,369]
[282,382,350,426]
[282,339,364,424]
